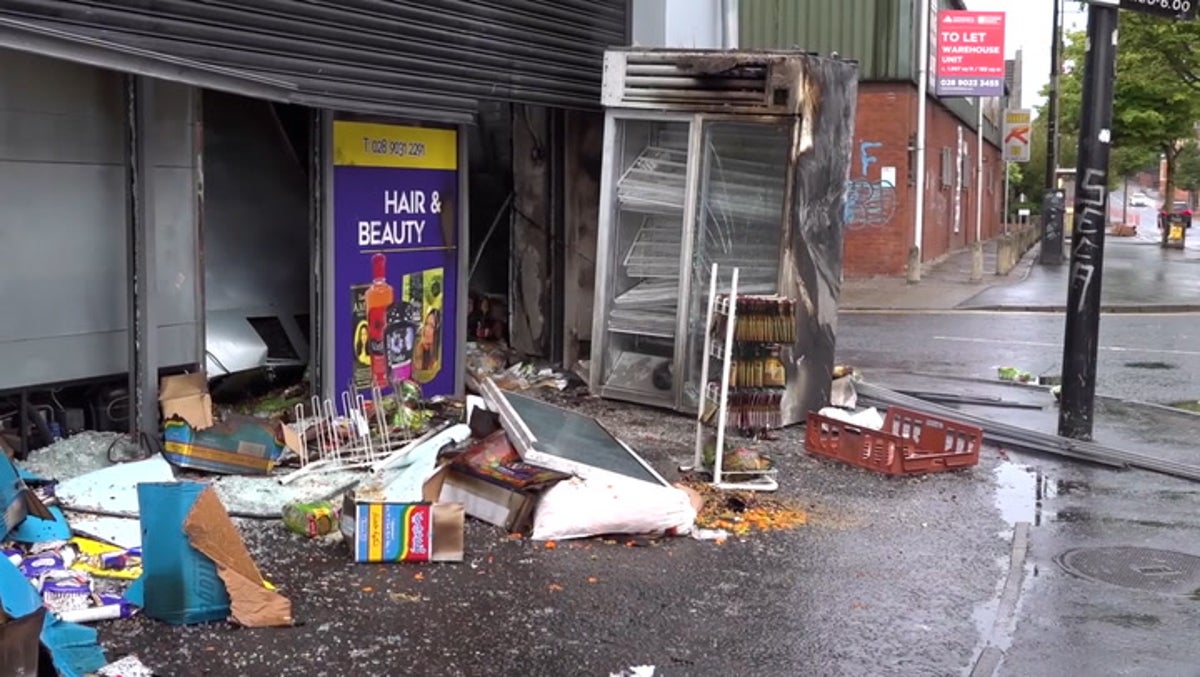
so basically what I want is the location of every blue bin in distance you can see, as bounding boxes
[137,481,230,625]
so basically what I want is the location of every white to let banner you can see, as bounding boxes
[1003,109,1032,163]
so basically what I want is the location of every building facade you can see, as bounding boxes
[0,1,628,433]
[741,0,1006,278]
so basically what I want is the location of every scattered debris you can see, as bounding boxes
[686,482,808,537]
[95,654,155,677]
[610,666,656,677]
[895,390,1044,410]
[816,406,885,430]
[281,501,340,538]
[465,342,569,392]
[996,366,1035,383]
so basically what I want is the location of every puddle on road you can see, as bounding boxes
[993,462,1091,527]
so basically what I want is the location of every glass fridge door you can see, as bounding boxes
[597,118,692,404]
[680,120,790,411]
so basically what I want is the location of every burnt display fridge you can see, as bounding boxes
[588,49,860,426]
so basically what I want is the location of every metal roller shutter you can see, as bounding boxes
[0,0,628,120]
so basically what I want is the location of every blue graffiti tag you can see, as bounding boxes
[844,141,896,229]
[859,141,883,177]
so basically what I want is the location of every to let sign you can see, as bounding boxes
[936,10,1006,97]
[1119,0,1198,21]
[1003,109,1033,163]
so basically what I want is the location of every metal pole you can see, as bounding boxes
[126,75,158,438]
[1039,0,1065,265]
[1059,1,1119,441]
[1045,0,1062,191]
[911,0,932,283]
[1121,175,1130,226]
[975,103,984,242]
[1003,161,1011,234]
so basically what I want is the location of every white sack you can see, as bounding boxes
[531,476,696,541]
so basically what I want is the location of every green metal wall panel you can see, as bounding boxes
[740,0,908,80]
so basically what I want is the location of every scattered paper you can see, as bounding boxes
[817,406,885,431]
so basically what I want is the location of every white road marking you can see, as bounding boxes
[932,335,1200,358]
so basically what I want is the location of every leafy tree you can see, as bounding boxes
[1175,141,1200,206]
[1053,20,1200,208]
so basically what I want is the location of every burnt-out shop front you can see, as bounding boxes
[0,1,626,447]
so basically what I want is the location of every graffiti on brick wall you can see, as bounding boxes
[844,141,897,230]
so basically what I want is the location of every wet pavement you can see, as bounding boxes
[841,318,1200,676]
[962,240,1200,312]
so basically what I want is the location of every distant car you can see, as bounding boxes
[1129,193,1150,207]
[1159,200,1193,230]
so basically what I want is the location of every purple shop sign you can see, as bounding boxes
[332,164,459,400]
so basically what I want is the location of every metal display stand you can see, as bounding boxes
[682,264,779,492]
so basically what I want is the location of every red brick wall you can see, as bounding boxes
[844,82,1005,278]
[844,84,915,277]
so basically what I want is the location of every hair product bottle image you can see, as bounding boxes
[364,253,394,389]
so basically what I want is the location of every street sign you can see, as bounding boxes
[935,11,1006,97]
[1003,109,1033,162]
[1118,0,1198,21]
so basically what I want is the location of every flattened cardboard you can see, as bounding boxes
[182,487,293,627]
[159,372,214,430]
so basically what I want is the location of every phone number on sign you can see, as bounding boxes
[939,77,1003,89]
[362,137,427,158]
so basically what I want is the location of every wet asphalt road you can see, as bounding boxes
[838,311,1200,406]
[98,307,1200,676]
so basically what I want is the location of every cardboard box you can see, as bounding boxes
[162,415,285,475]
[438,431,568,533]
[160,372,214,430]
[440,470,538,533]
[340,466,464,563]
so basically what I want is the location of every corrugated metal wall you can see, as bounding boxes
[0,0,629,121]
[0,49,200,390]
[739,0,913,81]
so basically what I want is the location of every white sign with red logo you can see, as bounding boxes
[1003,109,1032,163]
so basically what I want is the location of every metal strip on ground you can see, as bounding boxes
[858,382,1200,481]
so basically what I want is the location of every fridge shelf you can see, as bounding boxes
[607,309,677,338]
[616,146,688,215]
[622,217,684,279]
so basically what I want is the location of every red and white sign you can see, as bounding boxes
[935,10,1006,97]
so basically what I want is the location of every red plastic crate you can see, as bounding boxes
[804,406,982,476]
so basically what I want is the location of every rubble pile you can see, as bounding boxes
[0,371,708,674]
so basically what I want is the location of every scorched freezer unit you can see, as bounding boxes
[588,49,859,426]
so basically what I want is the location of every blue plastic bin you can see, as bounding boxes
[137,482,230,625]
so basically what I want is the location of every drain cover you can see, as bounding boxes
[1056,547,1200,596]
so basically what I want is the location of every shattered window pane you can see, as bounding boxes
[500,392,665,486]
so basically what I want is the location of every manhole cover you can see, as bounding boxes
[1124,361,1175,370]
[1056,546,1200,596]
